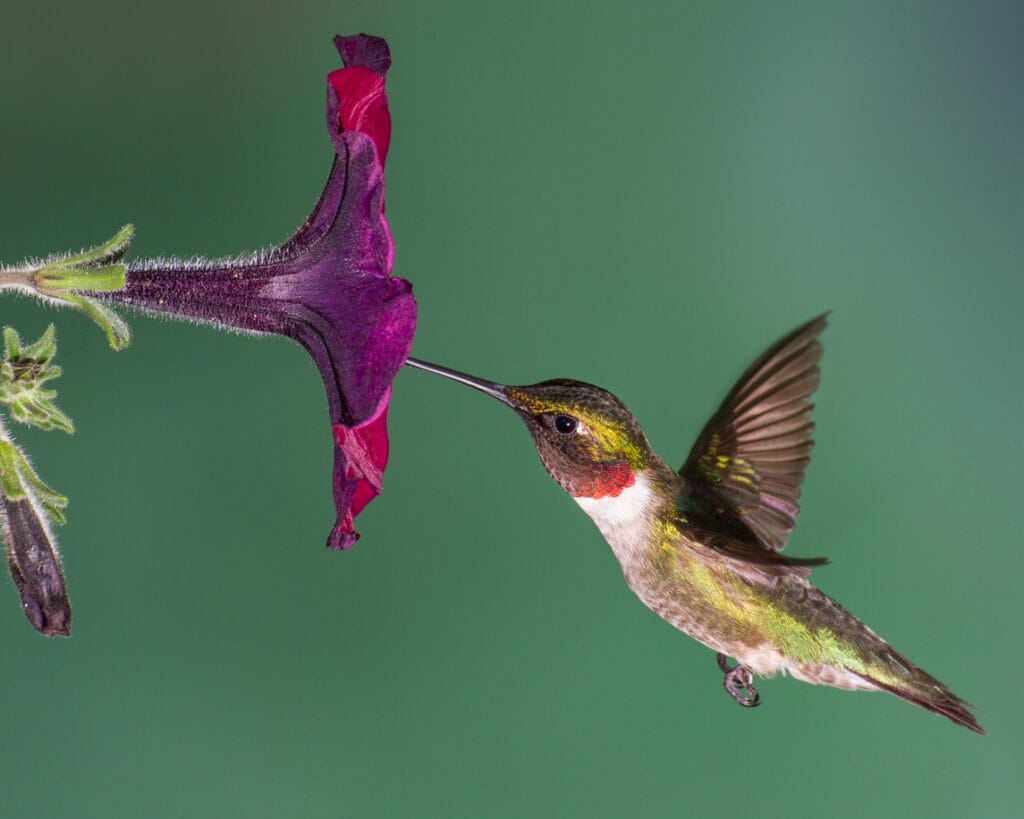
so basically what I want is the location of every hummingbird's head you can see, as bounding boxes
[502,380,652,499]
[405,360,653,499]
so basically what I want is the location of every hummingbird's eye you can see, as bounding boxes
[553,414,577,435]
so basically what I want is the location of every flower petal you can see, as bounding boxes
[330,34,392,164]
[281,34,392,257]
[328,67,390,166]
[333,33,391,76]
[329,388,391,550]
[266,131,415,548]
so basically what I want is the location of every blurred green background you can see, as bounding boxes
[2,1,1021,816]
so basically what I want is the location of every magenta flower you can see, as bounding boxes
[96,34,416,549]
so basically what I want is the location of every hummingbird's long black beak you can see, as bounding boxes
[405,358,513,406]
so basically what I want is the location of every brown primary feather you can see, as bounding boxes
[680,313,829,554]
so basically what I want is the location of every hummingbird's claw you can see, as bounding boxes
[717,653,761,708]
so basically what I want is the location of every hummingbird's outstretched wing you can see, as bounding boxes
[679,313,829,553]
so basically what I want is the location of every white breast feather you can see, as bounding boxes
[573,472,656,566]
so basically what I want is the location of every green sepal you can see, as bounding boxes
[0,325,75,434]
[0,438,67,525]
[2,328,21,359]
[7,324,57,364]
[57,294,132,351]
[30,225,134,349]
[53,223,134,269]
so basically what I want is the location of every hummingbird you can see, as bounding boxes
[406,314,984,734]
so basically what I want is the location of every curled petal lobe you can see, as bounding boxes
[334,33,391,76]
[330,390,391,550]
[328,67,390,165]
[330,34,392,164]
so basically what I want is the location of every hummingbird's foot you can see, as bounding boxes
[717,653,761,708]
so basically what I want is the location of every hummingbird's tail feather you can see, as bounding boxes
[851,665,985,735]
[772,579,983,733]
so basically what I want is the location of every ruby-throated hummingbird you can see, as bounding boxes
[406,314,984,733]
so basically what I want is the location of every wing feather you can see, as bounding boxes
[679,314,829,553]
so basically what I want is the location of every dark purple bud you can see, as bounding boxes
[1,494,71,636]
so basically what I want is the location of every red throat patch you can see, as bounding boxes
[571,461,636,500]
